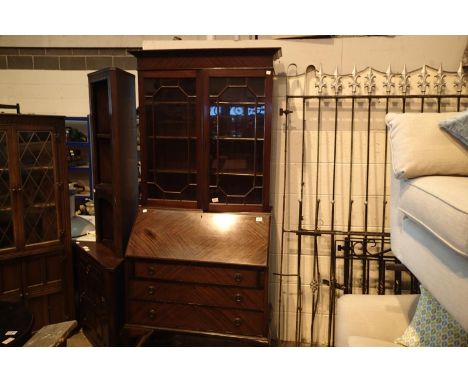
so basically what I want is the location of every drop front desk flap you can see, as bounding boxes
[124,208,272,344]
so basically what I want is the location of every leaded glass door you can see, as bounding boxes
[140,71,200,208]
[15,127,62,247]
[206,69,272,212]
[0,129,15,251]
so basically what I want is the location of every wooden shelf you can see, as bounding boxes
[211,137,264,141]
[211,171,263,177]
[148,135,197,140]
[96,133,111,139]
[149,168,197,175]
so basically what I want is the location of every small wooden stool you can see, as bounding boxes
[24,320,78,347]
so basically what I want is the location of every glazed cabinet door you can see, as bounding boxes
[204,69,272,212]
[13,126,65,249]
[139,71,201,208]
[0,128,16,252]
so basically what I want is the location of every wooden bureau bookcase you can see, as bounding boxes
[0,114,74,331]
[124,48,280,344]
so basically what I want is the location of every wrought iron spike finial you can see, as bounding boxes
[331,66,342,94]
[434,64,447,95]
[454,62,466,94]
[364,67,376,95]
[349,65,361,94]
[383,65,394,94]
[315,64,327,94]
[417,65,430,94]
[399,65,410,94]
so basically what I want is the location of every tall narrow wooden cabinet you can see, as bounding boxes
[88,68,138,257]
[125,48,280,345]
[0,114,74,331]
[74,67,138,346]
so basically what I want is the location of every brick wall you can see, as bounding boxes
[0,47,140,70]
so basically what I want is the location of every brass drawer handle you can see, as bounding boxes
[233,317,242,327]
[147,285,155,295]
[147,266,155,276]
[234,293,243,303]
[85,264,91,275]
[148,309,156,320]
[234,273,243,283]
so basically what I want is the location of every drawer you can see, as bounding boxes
[78,256,104,290]
[128,280,265,311]
[127,301,266,337]
[132,261,264,288]
[79,296,111,347]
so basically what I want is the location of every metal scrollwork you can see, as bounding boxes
[382,65,394,94]
[399,65,411,94]
[454,62,467,94]
[349,65,361,94]
[331,66,342,95]
[434,64,447,95]
[364,67,376,95]
[315,64,327,94]
[417,65,430,94]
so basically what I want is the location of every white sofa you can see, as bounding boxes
[335,111,468,346]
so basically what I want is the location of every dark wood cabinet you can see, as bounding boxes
[78,67,138,345]
[0,114,74,331]
[132,48,280,212]
[88,67,138,257]
[73,241,123,346]
[124,208,271,344]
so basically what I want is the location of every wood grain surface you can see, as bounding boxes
[125,208,271,267]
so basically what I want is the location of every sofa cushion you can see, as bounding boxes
[399,176,468,257]
[386,112,468,179]
[346,336,403,347]
[439,109,468,148]
[395,285,468,347]
[335,294,419,346]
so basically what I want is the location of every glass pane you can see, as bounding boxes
[209,76,266,207]
[0,130,14,249]
[209,174,263,205]
[144,77,197,202]
[210,104,265,139]
[18,131,58,245]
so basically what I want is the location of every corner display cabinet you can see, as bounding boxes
[76,67,138,346]
[132,48,281,212]
[0,114,74,331]
[88,68,138,257]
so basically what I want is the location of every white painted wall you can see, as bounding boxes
[0,35,466,346]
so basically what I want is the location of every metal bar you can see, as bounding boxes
[0,103,20,114]
[310,96,323,346]
[362,97,373,294]
[327,97,340,346]
[277,99,290,345]
[286,228,390,237]
[295,201,303,346]
[295,95,308,346]
[345,96,356,294]
[378,97,391,295]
